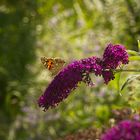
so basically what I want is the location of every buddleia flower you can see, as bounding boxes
[38,43,129,110]
[101,120,140,140]
[38,57,102,110]
[101,43,129,84]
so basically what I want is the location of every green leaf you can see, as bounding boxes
[129,56,140,61]
[127,50,140,56]
[121,75,140,91]
[138,40,140,52]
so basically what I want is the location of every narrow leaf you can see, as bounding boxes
[121,75,140,91]
[129,56,140,61]
[127,50,140,56]
[138,40,140,52]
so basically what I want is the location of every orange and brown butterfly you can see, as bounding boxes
[41,57,66,75]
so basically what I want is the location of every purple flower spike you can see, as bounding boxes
[102,43,129,69]
[101,43,129,84]
[38,43,129,110]
[38,57,102,110]
[101,120,140,140]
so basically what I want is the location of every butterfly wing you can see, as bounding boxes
[41,57,53,69]
[41,57,65,76]
[51,58,65,75]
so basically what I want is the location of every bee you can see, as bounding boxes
[41,57,66,75]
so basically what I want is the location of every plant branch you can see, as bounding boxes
[114,69,140,73]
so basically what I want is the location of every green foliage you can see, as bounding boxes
[138,40,140,52]
[121,75,140,92]
[0,0,140,140]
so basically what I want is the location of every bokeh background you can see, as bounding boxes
[0,0,140,139]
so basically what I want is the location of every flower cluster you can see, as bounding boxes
[38,57,102,110]
[38,43,129,110]
[102,43,129,69]
[101,44,129,83]
[101,120,140,140]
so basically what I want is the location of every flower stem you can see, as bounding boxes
[102,69,140,73]
[114,69,140,73]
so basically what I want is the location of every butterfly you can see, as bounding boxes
[41,57,66,76]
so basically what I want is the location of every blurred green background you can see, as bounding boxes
[0,0,140,140]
